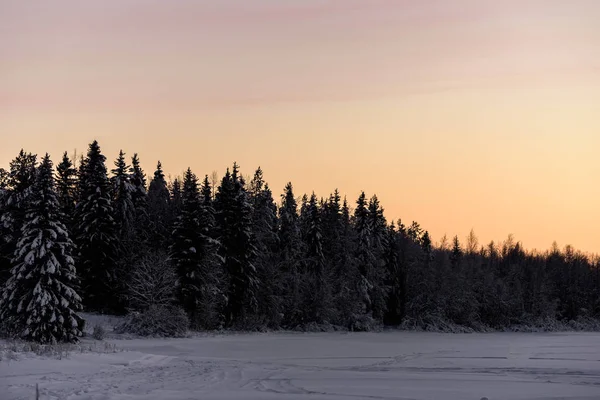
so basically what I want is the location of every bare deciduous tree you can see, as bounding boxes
[128,251,176,310]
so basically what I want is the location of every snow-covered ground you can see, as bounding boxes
[3,325,600,399]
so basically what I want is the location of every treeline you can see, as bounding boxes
[1,140,599,343]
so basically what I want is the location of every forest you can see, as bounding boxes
[1,140,599,343]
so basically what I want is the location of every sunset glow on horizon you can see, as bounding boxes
[1,0,599,254]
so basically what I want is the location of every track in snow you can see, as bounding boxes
[3,331,600,399]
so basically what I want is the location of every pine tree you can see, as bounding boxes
[55,152,77,229]
[74,141,119,312]
[0,155,83,343]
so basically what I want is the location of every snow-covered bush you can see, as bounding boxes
[0,339,120,361]
[115,305,189,337]
[348,314,382,332]
[92,324,106,340]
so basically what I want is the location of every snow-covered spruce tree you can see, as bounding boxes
[366,195,389,321]
[367,195,387,251]
[170,177,182,218]
[0,168,9,292]
[353,191,372,312]
[279,183,302,264]
[348,191,390,329]
[332,196,364,328]
[298,193,310,241]
[278,182,303,327]
[321,190,343,266]
[55,152,77,230]
[383,222,403,326]
[128,153,150,247]
[300,192,332,325]
[109,150,138,310]
[74,140,119,312]
[0,155,84,343]
[170,168,222,329]
[450,235,462,268]
[75,154,87,204]
[129,153,148,219]
[147,161,171,247]
[215,163,259,328]
[111,150,135,240]
[249,168,281,327]
[0,150,37,286]
[201,175,213,205]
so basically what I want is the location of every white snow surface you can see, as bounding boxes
[3,326,600,399]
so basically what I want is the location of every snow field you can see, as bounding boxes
[3,330,600,400]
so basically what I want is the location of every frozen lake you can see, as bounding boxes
[3,331,600,399]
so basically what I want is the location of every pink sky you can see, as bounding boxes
[1,0,599,253]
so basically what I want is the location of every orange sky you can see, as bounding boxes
[1,0,599,254]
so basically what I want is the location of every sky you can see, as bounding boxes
[1,0,599,254]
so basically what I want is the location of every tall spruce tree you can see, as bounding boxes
[368,195,387,251]
[305,193,325,276]
[249,168,280,326]
[74,141,119,312]
[128,153,149,245]
[451,235,462,267]
[279,183,302,264]
[366,194,388,320]
[277,183,304,326]
[129,154,148,216]
[111,150,135,239]
[215,163,259,327]
[250,168,279,254]
[383,222,403,325]
[302,192,331,323]
[0,150,37,286]
[55,152,77,229]
[201,175,213,205]
[171,168,222,329]
[322,190,343,264]
[148,161,171,247]
[170,178,182,217]
[353,191,380,321]
[0,155,83,343]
